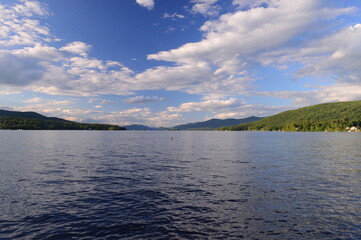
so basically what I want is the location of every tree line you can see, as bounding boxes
[219,101,361,132]
[0,117,125,130]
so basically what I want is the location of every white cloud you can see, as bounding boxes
[165,26,176,33]
[163,12,185,19]
[168,98,243,113]
[135,61,252,96]
[2,0,357,100]
[55,108,182,127]
[15,97,75,120]
[0,1,51,46]
[232,0,272,9]
[124,95,164,104]
[147,0,355,98]
[0,49,135,97]
[60,41,92,57]
[94,108,153,126]
[87,98,114,105]
[151,0,353,65]
[22,97,72,106]
[13,103,93,122]
[0,1,136,96]
[135,0,154,10]
[264,84,361,107]
[191,0,220,16]
[100,99,115,105]
[0,1,140,97]
[23,97,42,103]
[147,111,181,127]
[212,103,287,119]
[294,24,361,84]
[0,52,44,86]
[13,0,48,17]
[214,112,248,119]
[167,97,289,120]
[20,44,61,59]
[0,87,21,95]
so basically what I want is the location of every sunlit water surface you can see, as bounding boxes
[0,131,360,239]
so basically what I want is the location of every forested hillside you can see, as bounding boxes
[0,110,125,130]
[219,101,361,132]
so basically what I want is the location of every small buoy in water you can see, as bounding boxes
[170,136,174,140]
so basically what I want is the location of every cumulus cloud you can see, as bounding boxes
[150,0,354,66]
[16,97,75,120]
[1,0,357,100]
[167,98,289,119]
[13,106,179,127]
[0,87,21,95]
[88,99,114,105]
[147,111,181,127]
[190,0,220,16]
[123,95,164,104]
[92,108,182,127]
[0,52,44,86]
[212,104,288,119]
[60,41,92,57]
[0,0,50,46]
[13,0,48,17]
[13,102,95,122]
[168,98,243,113]
[0,46,136,96]
[13,44,62,61]
[146,0,356,98]
[23,97,42,103]
[163,12,185,19]
[294,24,361,84]
[0,1,136,96]
[214,112,248,119]
[135,61,252,96]
[32,55,136,96]
[135,0,154,10]
[263,84,361,107]
[232,0,272,9]
[22,97,72,106]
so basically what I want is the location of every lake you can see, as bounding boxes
[0,131,360,239]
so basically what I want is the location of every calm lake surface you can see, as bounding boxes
[0,131,360,239]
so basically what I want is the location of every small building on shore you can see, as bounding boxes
[348,126,358,132]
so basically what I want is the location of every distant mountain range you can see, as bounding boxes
[0,109,262,131]
[219,100,361,132]
[0,109,125,130]
[123,124,161,130]
[4,100,360,132]
[171,116,263,130]
[124,116,263,130]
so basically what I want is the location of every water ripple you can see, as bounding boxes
[0,131,360,239]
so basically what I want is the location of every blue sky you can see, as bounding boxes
[0,0,361,127]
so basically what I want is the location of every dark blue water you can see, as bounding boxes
[0,131,360,239]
